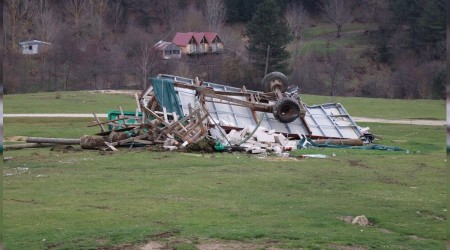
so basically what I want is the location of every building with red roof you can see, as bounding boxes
[172,32,223,55]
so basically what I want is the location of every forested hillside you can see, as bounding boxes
[3,0,446,99]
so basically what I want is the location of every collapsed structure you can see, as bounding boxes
[87,72,372,152]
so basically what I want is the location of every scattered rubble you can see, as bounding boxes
[82,73,372,153]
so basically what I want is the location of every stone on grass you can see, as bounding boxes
[352,215,369,226]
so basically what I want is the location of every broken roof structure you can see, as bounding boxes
[141,74,364,140]
[153,40,181,59]
[87,73,370,152]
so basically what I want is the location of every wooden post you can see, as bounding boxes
[93,113,105,132]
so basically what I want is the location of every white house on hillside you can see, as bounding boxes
[19,40,51,55]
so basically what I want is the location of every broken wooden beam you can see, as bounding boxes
[26,137,81,145]
[4,143,55,150]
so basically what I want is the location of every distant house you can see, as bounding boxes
[19,40,51,55]
[153,41,181,59]
[172,32,224,55]
[204,32,224,53]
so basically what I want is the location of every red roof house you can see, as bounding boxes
[172,32,224,55]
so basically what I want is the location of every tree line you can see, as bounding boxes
[3,0,446,99]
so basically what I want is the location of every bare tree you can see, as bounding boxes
[134,42,159,90]
[322,0,352,38]
[86,0,109,41]
[31,0,60,90]
[34,0,59,43]
[161,0,178,31]
[285,1,310,39]
[178,5,208,32]
[325,48,350,97]
[61,0,86,28]
[360,0,386,36]
[90,0,109,17]
[204,0,226,33]
[109,0,123,33]
[5,0,33,51]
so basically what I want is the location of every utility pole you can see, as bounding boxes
[264,44,270,76]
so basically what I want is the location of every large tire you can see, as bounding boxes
[262,71,288,93]
[273,97,300,123]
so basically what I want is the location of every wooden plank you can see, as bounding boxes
[196,110,205,133]
[88,117,127,127]
[143,107,170,127]
[188,103,193,116]
[163,107,169,123]
[135,92,142,112]
[133,139,154,145]
[104,142,119,151]
[108,134,148,147]
[92,113,106,132]
[172,112,178,122]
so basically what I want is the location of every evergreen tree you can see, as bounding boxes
[245,0,293,77]
[417,0,445,42]
[226,0,264,22]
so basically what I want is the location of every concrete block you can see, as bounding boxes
[251,148,267,154]
[274,133,288,146]
[255,132,275,143]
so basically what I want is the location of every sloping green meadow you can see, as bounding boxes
[3,118,446,249]
[3,91,446,249]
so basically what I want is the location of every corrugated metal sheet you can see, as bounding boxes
[154,74,363,139]
[305,103,363,139]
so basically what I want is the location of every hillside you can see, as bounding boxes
[3,0,445,99]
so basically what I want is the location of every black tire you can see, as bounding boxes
[272,97,300,123]
[262,71,288,93]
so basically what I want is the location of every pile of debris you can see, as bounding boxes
[82,72,372,153]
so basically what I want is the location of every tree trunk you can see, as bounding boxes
[337,24,342,38]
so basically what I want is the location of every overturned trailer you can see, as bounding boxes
[87,72,370,151]
[140,73,368,141]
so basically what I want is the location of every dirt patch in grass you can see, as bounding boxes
[378,228,393,234]
[408,235,425,241]
[50,145,82,153]
[4,136,27,142]
[346,159,371,169]
[98,243,135,250]
[197,240,262,250]
[149,229,181,239]
[138,239,284,250]
[140,241,167,250]
[329,243,367,250]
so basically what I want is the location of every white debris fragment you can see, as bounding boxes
[274,133,288,146]
[163,146,178,151]
[251,148,267,154]
[208,126,302,155]
[300,154,327,159]
[255,132,275,143]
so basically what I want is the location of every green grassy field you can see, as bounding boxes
[3,91,139,114]
[3,92,446,249]
[4,91,445,120]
